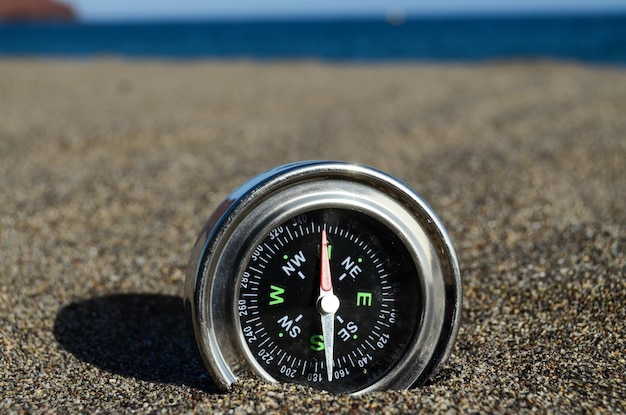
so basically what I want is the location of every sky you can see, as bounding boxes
[64,0,626,21]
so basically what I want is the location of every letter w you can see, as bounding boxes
[291,250,306,267]
[269,285,285,305]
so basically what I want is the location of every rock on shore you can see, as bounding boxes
[0,0,75,22]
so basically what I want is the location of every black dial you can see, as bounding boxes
[237,208,421,394]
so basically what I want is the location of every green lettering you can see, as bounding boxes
[317,244,333,259]
[269,285,285,305]
[310,334,324,351]
[356,292,372,307]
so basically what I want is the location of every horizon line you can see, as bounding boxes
[69,8,626,23]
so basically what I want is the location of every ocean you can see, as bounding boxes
[1,14,626,65]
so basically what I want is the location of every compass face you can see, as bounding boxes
[185,161,461,395]
[237,208,421,394]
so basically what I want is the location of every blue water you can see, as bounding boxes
[1,15,626,64]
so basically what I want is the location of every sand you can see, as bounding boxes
[1,59,625,413]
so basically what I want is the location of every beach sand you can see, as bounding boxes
[1,59,625,413]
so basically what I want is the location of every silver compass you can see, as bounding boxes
[185,161,461,395]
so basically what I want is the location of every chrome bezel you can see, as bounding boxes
[184,161,461,395]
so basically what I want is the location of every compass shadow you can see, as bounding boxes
[53,293,218,392]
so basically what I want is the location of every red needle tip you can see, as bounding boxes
[320,230,332,292]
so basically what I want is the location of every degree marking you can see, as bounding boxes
[263,243,276,254]
[348,354,355,367]
[249,266,263,274]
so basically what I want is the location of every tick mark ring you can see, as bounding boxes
[185,161,461,395]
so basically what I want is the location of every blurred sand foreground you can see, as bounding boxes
[1,59,625,413]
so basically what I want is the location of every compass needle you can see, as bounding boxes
[318,230,339,382]
[186,161,462,395]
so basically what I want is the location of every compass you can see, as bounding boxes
[185,161,461,395]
